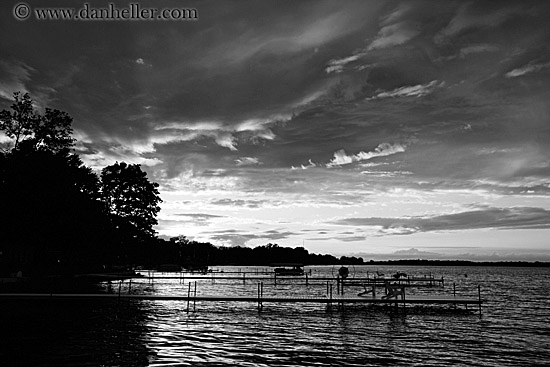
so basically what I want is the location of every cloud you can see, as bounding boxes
[151,117,279,152]
[380,2,415,26]
[435,3,519,44]
[459,44,500,58]
[173,213,224,225]
[107,126,242,155]
[334,235,366,242]
[367,21,421,51]
[210,198,269,209]
[325,54,363,74]
[291,159,317,170]
[155,121,223,131]
[331,207,550,235]
[0,59,34,100]
[505,62,550,78]
[157,213,225,231]
[353,248,550,262]
[135,57,152,67]
[214,133,237,151]
[81,151,163,171]
[175,213,224,219]
[206,229,297,247]
[327,143,406,168]
[352,248,446,260]
[327,149,355,167]
[197,2,375,68]
[371,80,443,99]
[392,248,442,258]
[235,157,261,166]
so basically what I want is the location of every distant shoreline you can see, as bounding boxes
[358,260,550,267]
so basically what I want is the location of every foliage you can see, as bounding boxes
[101,162,162,240]
[144,240,357,267]
[0,92,75,154]
[0,93,162,277]
[0,148,113,275]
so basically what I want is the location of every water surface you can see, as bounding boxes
[2,266,549,366]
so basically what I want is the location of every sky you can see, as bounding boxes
[1,0,550,261]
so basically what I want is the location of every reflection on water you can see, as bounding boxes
[2,265,550,366]
[0,299,153,366]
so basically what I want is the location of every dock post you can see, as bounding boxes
[453,282,456,297]
[186,282,191,313]
[329,283,333,310]
[257,282,263,312]
[243,272,246,285]
[306,273,309,286]
[193,281,197,312]
[128,279,132,294]
[336,276,340,295]
[478,285,482,317]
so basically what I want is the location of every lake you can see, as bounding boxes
[1,265,549,366]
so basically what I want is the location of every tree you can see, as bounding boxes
[0,92,37,151]
[0,92,75,154]
[0,93,115,276]
[101,162,162,241]
[0,135,113,276]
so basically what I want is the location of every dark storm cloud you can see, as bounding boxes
[2,0,550,195]
[331,207,550,234]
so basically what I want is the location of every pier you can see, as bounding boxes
[138,270,446,288]
[0,271,483,315]
[0,292,482,307]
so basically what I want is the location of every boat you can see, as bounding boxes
[157,264,182,272]
[183,263,209,273]
[272,263,305,276]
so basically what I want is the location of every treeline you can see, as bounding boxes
[0,93,162,277]
[142,239,365,268]
[142,241,550,268]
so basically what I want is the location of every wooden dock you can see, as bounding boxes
[0,271,481,315]
[137,273,446,289]
[0,292,481,307]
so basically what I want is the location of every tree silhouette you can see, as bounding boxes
[101,162,162,241]
[0,93,157,277]
[0,146,114,276]
[0,92,74,154]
